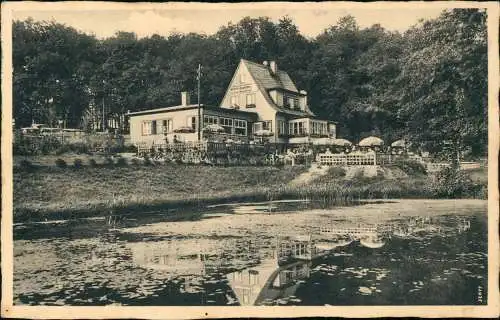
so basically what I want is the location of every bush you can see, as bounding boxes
[116,157,128,167]
[88,158,98,167]
[18,159,35,172]
[143,156,154,166]
[124,144,138,153]
[55,144,72,155]
[432,167,481,198]
[394,159,427,176]
[130,158,140,166]
[69,142,89,154]
[55,158,67,168]
[328,167,346,178]
[73,158,84,169]
[41,136,63,155]
[104,157,115,167]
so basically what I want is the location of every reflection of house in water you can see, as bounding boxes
[275,235,316,263]
[227,235,324,306]
[319,225,387,249]
[227,258,311,306]
[127,239,224,276]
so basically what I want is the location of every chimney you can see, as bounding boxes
[270,61,277,74]
[181,91,190,106]
[300,90,307,109]
[263,61,269,67]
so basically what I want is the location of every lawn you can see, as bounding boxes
[13,164,307,221]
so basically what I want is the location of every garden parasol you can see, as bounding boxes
[359,136,384,147]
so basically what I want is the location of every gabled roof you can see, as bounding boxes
[241,59,315,118]
[242,59,298,93]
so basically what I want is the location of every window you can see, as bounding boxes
[253,122,263,133]
[204,115,218,125]
[329,124,336,137]
[284,97,290,108]
[142,121,152,135]
[283,94,300,109]
[289,122,295,135]
[162,119,173,134]
[240,72,246,83]
[220,117,233,134]
[311,122,316,135]
[298,122,305,135]
[289,120,307,136]
[187,116,197,131]
[234,119,247,136]
[278,120,286,136]
[151,120,157,135]
[262,120,272,132]
[246,94,256,108]
[321,123,327,135]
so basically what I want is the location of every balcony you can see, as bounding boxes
[287,132,329,138]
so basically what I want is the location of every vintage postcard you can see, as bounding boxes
[1,1,499,319]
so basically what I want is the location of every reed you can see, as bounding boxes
[13,164,486,222]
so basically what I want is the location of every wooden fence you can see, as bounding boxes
[136,141,312,165]
[14,131,126,155]
[316,151,377,166]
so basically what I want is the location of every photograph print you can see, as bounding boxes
[2,1,498,318]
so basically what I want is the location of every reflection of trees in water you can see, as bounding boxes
[390,216,471,239]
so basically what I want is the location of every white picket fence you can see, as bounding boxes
[316,150,376,166]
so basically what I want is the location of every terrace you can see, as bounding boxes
[287,118,335,144]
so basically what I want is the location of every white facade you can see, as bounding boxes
[220,59,336,144]
[129,59,337,145]
[129,106,200,145]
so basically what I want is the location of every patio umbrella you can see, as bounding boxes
[254,129,274,137]
[331,138,353,146]
[312,137,332,145]
[359,136,384,147]
[203,124,225,133]
[174,126,195,133]
[391,139,406,148]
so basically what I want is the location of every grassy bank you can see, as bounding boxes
[13,160,487,223]
[14,164,307,222]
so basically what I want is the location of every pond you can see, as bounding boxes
[13,199,487,306]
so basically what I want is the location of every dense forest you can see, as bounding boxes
[12,8,487,158]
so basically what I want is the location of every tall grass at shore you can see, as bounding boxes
[13,161,487,222]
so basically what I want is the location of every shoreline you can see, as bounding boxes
[13,196,488,224]
[13,163,487,223]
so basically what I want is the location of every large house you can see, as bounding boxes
[128,59,336,145]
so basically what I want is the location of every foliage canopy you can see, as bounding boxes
[12,9,487,159]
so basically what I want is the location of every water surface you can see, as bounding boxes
[14,199,487,306]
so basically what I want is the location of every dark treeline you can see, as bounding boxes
[13,9,487,158]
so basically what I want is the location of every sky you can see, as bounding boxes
[11,2,448,39]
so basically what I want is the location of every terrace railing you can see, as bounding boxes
[316,151,376,166]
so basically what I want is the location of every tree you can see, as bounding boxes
[395,9,487,162]
[12,10,487,159]
[13,19,99,128]
[307,16,401,142]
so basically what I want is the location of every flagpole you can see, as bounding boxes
[197,64,202,141]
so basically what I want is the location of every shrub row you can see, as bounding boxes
[14,136,137,156]
[393,159,427,176]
